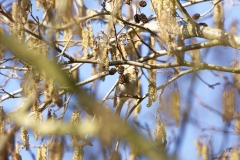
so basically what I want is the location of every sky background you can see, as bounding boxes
[1,0,240,160]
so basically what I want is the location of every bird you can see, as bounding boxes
[113,65,138,116]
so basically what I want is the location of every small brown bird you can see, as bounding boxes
[114,65,138,116]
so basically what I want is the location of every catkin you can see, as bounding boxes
[235,111,240,134]
[88,25,94,48]
[0,106,5,135]
[36,147,42,160]
[213,0,224,30]
[48,142,64,160]
[154,120,167,150]
[202,144,208,160]
[0,27,5,60]
[194,140,202,157]
[72,147,84,160]
[12,143,22,160]
[152,0,177,54]
[82,28,89,58]
[230,147,239,160]
[171,91,180,127]
[147,80,157,107]
[21,127,29,150]
[70,112,82,142]
[222,84,235,123]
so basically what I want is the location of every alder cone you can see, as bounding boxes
[139,13,148,23]
[139,0,147,7]
[134,14,140,23]
[125,0,132,5]
[192,13,200,20]
[117,65,124,74]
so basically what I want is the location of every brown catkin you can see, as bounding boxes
[222,84,235,123]
[171,91,180,127]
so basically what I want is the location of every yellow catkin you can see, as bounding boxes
[147,80,157,107]
[222,85,235,123]
[12,152,22,160]
[235,111,240,134]
[0,106,5,135]
[152,0,177,54]
[230,21,237,35]
[82,28,89,58]
[214,0,224,30]
[12,143,22,160]
[232,61,240,93]
[134,80,142,118]
[171,91,180,127]
[55,142,64,160]
[36,147,42,160]
[0,27,5,60]
[44,78,54,101]
[72,147,84,160]
[230,147,239,160]
[48,142,55,160]
[41,144,47,160]
[194,140,202,157]
[120,41,127,59]
[88,25,94,48]
[31,100,39,112]
[12,2,18,21]
[70,112,82,142]
[48,142,64,160]
[201,144,208,160]
[36,0,40,10]
[191,40,201,63]
[21,127,29,150]
[33,112,43,140]
[154,120,167,150]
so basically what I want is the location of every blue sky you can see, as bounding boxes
[1,0,240,160]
